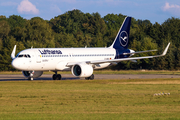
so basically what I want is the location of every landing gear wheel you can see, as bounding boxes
[52,74,61,80]
[57,74,61,80]
[89,74,94,80]
[52,74,57,80]
[85,74,94,80]
[28,77,33,81]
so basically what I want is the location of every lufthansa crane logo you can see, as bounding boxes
[119,31,128,47]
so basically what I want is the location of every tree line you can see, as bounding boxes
[0,9,179,71]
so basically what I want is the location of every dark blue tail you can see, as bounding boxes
[110,17,131,49]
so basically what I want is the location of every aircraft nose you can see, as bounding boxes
[11,59,21,70]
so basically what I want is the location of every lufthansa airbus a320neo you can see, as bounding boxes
[11,17,170,80]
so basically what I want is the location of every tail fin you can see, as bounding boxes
[109,17,131,49]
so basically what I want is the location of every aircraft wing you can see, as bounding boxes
[90,42,170,65]
[66,43,170,67]
[67,43,170,67]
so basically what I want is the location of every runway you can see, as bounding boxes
[0,74,180,81]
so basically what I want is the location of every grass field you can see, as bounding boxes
[0,78,180,120]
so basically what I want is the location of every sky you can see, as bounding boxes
[0,0,180,24]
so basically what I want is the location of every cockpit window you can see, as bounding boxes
[27,55,31,58]
[18,55,23,57]
[18,54,31,58]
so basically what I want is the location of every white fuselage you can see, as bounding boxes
[12,47,116,71]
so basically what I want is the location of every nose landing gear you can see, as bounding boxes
[28,71,34,81]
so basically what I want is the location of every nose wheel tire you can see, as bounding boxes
[28,77,33,81]
[52,74,61,80]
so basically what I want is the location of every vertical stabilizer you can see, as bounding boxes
[109,17,131,49]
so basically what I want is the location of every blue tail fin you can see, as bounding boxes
[110,17,131,49]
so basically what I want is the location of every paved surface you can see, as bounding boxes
[0,74,180,81]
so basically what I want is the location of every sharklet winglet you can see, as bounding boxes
[11,45,16,59]
[162,42,170,56]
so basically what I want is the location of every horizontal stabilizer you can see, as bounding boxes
[123,49,157,55]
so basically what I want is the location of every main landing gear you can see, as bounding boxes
[52,72,61,80]
[52,72,94,80]
[85,74,94,80]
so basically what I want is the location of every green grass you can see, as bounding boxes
[1,70,180,75]
[94,70,180,75]
[0,78,180,120]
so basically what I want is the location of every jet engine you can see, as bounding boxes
[71,64,93,77]
[22,71,43,78]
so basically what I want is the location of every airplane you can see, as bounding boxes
[11,17,170,80]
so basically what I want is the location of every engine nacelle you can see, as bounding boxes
[22,71,43,78]
[71,64,93,77]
